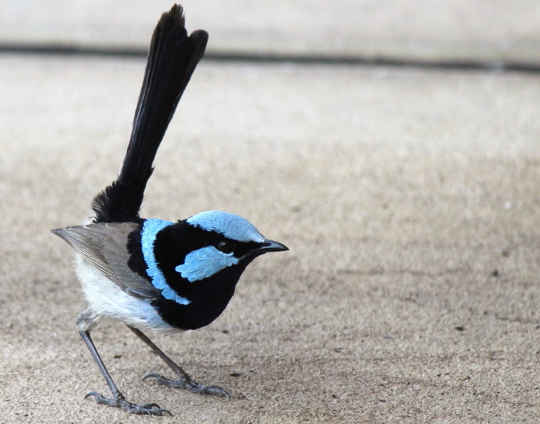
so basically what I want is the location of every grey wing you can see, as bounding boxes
[51,222,160,299]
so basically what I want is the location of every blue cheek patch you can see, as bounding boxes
[175,246,239,283]
[141,219,191,305]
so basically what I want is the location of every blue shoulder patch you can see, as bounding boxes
[141,219,191,305]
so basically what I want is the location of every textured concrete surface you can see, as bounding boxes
[1,54,540,423]
[2,1,540,62]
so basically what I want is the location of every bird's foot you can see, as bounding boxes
[84,391,171,416]
[143,372,230,398]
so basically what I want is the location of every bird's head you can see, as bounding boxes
[146,210,287,292]
[176,210,288,282]
[143,211,287,328]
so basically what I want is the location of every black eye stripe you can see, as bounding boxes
[216,240,235,254]
[159,220,263,260]
[213,239,261,257]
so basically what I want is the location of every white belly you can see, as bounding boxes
[75,254,174,331]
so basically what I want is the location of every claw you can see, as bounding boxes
[84,391,172,416]
[142,402,161,409]
[84,391,99,400]
[143,372,231,398]
[142,372,162,382]
[200,385,231,398]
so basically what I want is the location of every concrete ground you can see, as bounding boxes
[3,1,540,62]
[1,2,540,424]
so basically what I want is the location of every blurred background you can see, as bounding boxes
[2,1,540,423]
[2,0,540,63]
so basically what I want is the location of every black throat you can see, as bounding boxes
[149,221,252,330]
[151,263,247,330]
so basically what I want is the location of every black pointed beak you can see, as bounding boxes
[240,239,288,262]
[260,239,289,252]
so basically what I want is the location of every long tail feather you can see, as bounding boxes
[92,4,208,223]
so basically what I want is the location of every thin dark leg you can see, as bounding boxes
[127,326,191,380]
[128,326,230,398]
[80,330,122,397]
[80,330,171,415]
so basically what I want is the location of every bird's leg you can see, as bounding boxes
[127,326,230,398]
[80,330,171,415]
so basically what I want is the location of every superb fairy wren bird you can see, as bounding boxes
[52,4,288,416]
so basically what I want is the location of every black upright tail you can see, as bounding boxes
[92,4,208,223]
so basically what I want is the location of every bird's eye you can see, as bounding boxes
[216,240,234,254]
